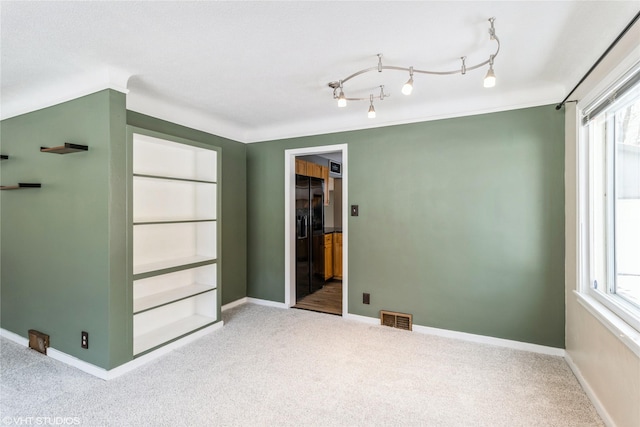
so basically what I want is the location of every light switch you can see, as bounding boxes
[351,205,359,216]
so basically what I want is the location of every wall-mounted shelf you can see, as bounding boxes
[1,183,42,190]
[40,143,88,154]
[0,155,8,160]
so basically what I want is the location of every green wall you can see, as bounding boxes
[1,90,129,368]
[1,93,563,367]
[247,105,565,347]
[126,112,247,305]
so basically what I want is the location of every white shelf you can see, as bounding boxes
[133,291,217,355]
[133,133,216,182]
[133,173,215,184]
[133,176,216,222]
[133,255,215,276]
[133,221,216,272]
[133,218,215,225]
[133,314,216,355]
[134,283,215,313]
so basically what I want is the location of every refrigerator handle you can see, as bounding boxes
[303,215,308,238]
[297,215,308,239]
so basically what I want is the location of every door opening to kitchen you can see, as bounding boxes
[284,145,347,316]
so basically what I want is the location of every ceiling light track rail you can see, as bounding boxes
[329,17,500,118]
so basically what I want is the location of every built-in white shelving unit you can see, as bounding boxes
[131,131,219,356]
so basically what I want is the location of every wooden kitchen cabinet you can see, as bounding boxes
[295,159,307,175]
[296,160,330,206]
[324,233,333,280]
[333,232,342,280]
[308,162,322,178]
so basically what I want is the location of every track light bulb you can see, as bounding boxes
[402,77,413,95]
[337,89,347,107]
[368,95,376,118]
[402,67,414,95]
[483,66,496,88]
[368,104,376,118]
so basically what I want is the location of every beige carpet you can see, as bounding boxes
[0,303,602,426]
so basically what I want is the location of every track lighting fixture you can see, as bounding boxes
[328,17,500,118]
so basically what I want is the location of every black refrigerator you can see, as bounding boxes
[295,175,325,301]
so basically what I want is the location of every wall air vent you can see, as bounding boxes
[380,310,413,331]
[28,329,50,355]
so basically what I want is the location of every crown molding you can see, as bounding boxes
[126,91,248,144]
[241,84,566,143]
[1,68,130,121]
[2,69,565,144]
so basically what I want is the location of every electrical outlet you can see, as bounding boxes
[81,331,89,349]
[363,293,370,304]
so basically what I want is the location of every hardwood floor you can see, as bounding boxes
[294,280,342,315]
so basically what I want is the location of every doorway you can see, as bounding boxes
[284,145,348,316]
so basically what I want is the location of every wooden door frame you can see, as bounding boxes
[284,145,348,315]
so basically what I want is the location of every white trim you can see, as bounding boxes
[1,323,223,380]
[574,55,640,356]
[245,298,289,309]
[411,324,565,357]
[0,73,568,145]
[126,94,246,145]
[1,68,130,121]
[343,313,380,325]
[283,145,348,315]
[565,352,616,427]
[223,304,564,356]
[0,328,29,346]
[244,95,562,144]
[220,297,288,309]
[343,314,565,357]
[222,297,249,312]
[575,291,640,358]
[341,147,349,316]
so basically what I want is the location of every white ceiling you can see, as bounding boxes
[1,1,638,143]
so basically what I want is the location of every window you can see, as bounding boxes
[581,68,640,333]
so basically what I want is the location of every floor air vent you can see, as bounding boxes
[28,329,49,355]
[380,310,412,331]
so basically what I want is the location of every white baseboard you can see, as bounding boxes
[1,322,223,380]
[0,328,29,346]
[246,297,288,309]
[222,297,248,312]
[565,352,615,427]
[343,313,380,325]
[344,312,565,357]
[226,301,565,357]
[412,323,565,357]
[106,322,224,380]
